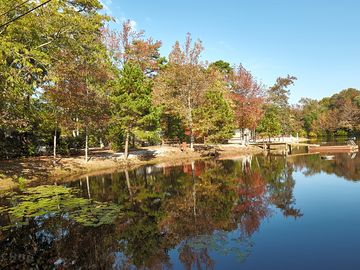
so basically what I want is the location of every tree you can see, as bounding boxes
[153,33,209,150]
[256,106,281,141]
[297,98,320,134]
[230,65,265,131]
[0,0,110,158]
[103,19,163,153]
[268,75,297,108]
[267,75,297,135]
[110,63,160,158]
[102,20,162,75]
[295,88,360,136]
[193,85,235,143]
[46,50,111,161]
[209,60,233,74]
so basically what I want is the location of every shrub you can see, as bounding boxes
[297,129,307,138]
[335,129,348,137]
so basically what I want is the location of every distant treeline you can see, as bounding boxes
[293,88,360,138]
[1,0,359,159]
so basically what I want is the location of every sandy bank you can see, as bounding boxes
[0,144,264,190]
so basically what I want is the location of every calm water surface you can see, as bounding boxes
[0,147,360,269]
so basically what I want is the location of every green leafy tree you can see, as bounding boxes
[193,86,235,143]
[209,60,233,74]
[0,0,110,158]
[110,63,160,157]
[267,75,297,134]
[256,105,281,141]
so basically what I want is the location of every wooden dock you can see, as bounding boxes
[308,144,359,153]
[251,140,358,154]
[251,142,319,153]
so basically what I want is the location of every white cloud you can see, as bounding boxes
[117,16,137,30]
[129,19,137,29]
[100,0,112,13]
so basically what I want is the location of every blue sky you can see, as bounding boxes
[101,0,360,104]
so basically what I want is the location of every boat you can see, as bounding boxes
[321,155,335,160]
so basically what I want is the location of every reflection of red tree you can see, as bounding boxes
[233,170,269,237]
[179,245,214,270]
[182,162,205,177]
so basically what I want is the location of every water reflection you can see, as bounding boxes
[289,152,360,181]
[0,152,359,269]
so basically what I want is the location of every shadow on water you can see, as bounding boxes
[0,151,359,269]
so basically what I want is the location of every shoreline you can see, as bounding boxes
[0,145,264,190]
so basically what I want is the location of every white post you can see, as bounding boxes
[85,127,88,162]
[53,129,57,159]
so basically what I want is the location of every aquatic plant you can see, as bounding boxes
[0,185,123,229]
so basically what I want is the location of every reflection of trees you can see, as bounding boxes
[289,153,360,181]
[179,244,214,270]
[0,156,302,269]
[235,169,269,236]
[0,218,119,269]
[254,156,303,218]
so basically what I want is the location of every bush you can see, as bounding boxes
[0,131,39,158]
[88,135,99,148]
[56,135,85,155]
[308,131,317,138]
[133,129,161,146]
[107,125,125,151]
[297,129,307,138]
[335,129,348,137]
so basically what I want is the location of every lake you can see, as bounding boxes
[0,148,360,269]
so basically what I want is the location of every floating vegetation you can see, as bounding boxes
[0,185,123,230]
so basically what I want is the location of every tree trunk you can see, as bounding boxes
[85,127,88,162]
[188,110,194,151]
[100,137,104,148]
[190,127,194,151]
[187,90,194,151]
[102,177,105,195]
[124,131,129,159]
[86,175,91,199]
[191,161,197,218]
[125,170,133,198]
[132,134,135,148]
[53,129,57,159]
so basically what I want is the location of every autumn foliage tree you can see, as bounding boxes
[153,33,209,149]
[46,50,111,161]
[102,20,163,75]
[0,0,110,158]
[296,88,360,137]
[3,0,359,161]
[229,65,265,131]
